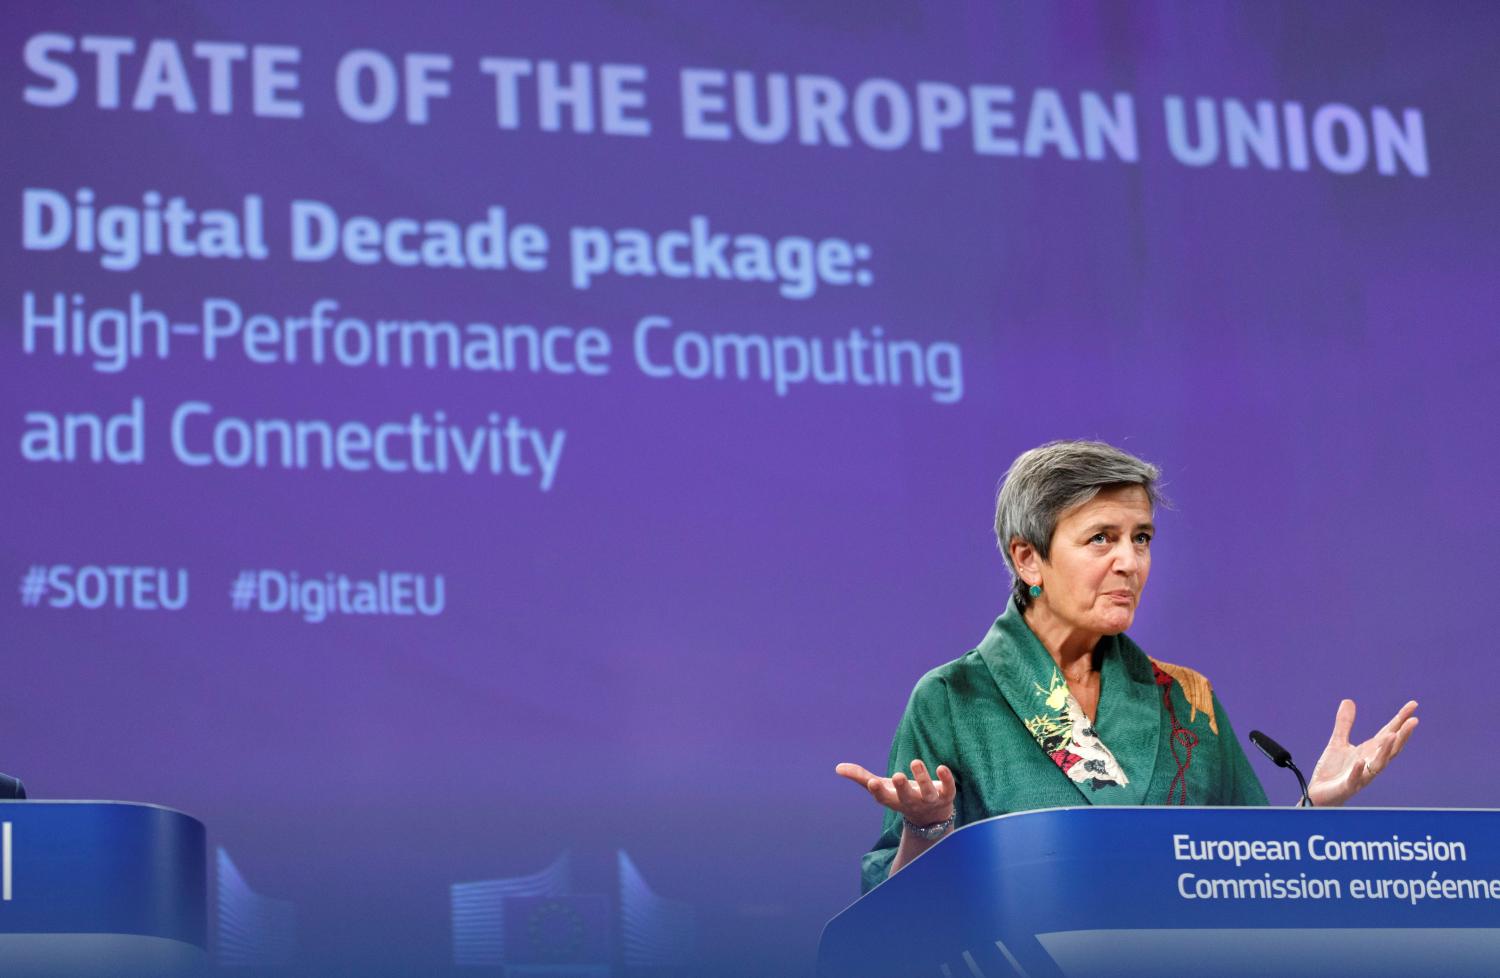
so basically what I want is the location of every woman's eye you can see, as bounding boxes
[1133,533,1152,545]
[1089,533,1108,544]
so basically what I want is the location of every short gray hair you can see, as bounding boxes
[994,440,1163,610]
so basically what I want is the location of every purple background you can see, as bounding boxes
[3,3,1498,974]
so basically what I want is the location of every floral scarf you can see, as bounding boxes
[1023,667,1131,791]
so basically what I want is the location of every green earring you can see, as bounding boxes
[1028,584,1042,598]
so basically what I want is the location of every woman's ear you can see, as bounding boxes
[1010,538,1042,587]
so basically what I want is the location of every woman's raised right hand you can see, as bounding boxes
[835,758,955,827]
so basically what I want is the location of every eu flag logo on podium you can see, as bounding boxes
[503,894,611,977]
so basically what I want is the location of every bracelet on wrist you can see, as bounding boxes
[902,810,955,842]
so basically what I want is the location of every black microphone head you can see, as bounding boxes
[0,773,24,800]
[1249,730,1293,768]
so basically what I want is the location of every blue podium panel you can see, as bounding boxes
[0,801,207,975]
[819,807,1500,978]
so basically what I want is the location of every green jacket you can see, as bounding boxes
[861,599,1268,893]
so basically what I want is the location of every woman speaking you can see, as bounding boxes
[837,440,1419,893]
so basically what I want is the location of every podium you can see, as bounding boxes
[0,801,207,975]
[819,807,1500,978]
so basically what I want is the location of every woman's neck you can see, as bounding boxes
[1022,601,1101,680]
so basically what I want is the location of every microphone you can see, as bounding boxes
[1249,730,1311,807]
[0,773,26,800]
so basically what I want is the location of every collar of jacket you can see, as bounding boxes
[975,596,1163,805]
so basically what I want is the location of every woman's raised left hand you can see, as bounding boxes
[1307,699,1419,807]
